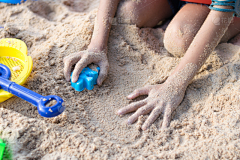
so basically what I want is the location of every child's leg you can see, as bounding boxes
[115,0,173,28]
[222,17,240,45]
[164,3,210,57]
[63,0,173,27]
[164,3,240,58]
[229,33,240,46]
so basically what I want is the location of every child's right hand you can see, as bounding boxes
[63,49,109,86]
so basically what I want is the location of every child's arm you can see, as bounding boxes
[64,0,121,85]
[171,8,233,76]
[118,7,234,130]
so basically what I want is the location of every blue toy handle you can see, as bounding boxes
[0,0,26,4]
[0,64,65,118]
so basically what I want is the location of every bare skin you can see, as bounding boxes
[63,49,109,84]
[164,4,240,57]
[118,63,197,130]
[64,0,122,84]
[119,7,236,130]
[63,0,173,84]
[63,0,240,130]
[115,0,173,28]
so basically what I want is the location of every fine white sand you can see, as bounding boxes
[0,0,240,159]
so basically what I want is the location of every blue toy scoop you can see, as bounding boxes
[0,64,65,118]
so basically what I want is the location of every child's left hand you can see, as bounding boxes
[117,77,187,130]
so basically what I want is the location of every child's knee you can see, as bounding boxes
[164,22,193,58]
[116,1,144,27]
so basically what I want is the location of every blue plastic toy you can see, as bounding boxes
[0,64,65,118]
[0,0,26,4]
[71,67,100,92]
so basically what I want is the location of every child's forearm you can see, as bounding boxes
[170,9,233,84]
[89,0,121,51]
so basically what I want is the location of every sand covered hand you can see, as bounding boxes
[118,63,198,130]
[63,49,109,85]
[117,79,187,130]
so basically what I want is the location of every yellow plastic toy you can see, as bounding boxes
[0,38,33,102]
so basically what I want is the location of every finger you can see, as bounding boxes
[63,54,81,81]
[142,105,164,130]
[128,103,154,125]
[72,57,90,82]
[97,61,109,86]
[127,86,152,100]
[161,105,172,129]
[117,99,147,115]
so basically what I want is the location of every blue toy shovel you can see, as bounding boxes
[0,64,65,118]
[0,0,26,4]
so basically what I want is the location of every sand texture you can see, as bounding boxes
[0,0,240,159]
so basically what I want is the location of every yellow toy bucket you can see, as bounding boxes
[0,38,33,102]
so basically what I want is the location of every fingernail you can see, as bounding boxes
[162,126,167,130]
[142,125,146,131]
[72,77,77,82]
[117,110,122,115]
[127,94,133,99]
[127,119,132,125]
[97,79,102,86]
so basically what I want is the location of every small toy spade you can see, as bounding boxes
[0,64,65,118]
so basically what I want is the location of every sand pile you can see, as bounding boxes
[0,0,240,159]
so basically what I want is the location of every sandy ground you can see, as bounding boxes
[0,0,240,159]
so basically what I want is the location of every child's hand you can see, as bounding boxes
[63,49,109,85]
[117,77,187,130]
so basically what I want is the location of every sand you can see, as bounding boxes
[0,0,240,159]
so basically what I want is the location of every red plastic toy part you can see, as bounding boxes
[181,0,211,5]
